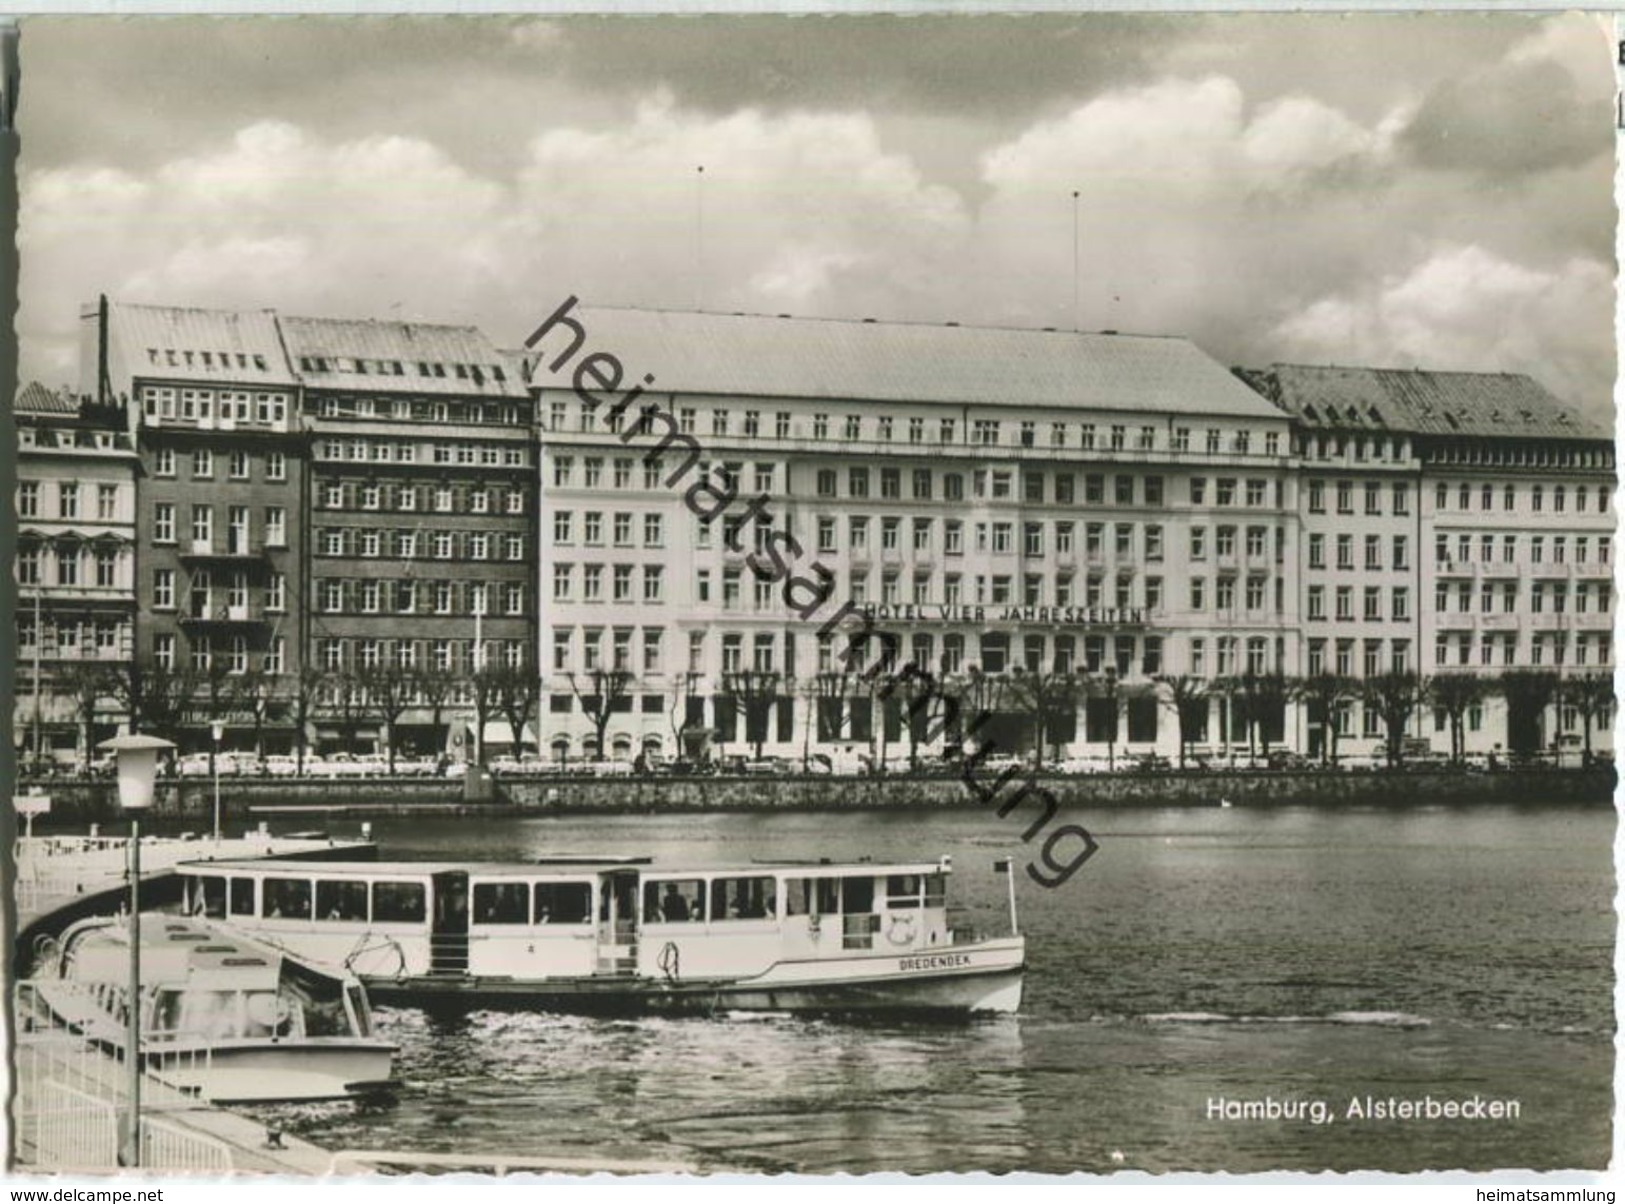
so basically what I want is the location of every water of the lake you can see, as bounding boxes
[247,803,1614,1174]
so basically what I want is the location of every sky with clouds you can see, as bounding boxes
[15,13,1618,419]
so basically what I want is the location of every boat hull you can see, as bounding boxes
[153,1043,398,1103]
[362,936,1025,1018]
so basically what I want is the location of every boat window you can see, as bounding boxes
[886,874,923,910]
[785,877,841,916]
[643,879,706,924]
[263,878,312,920]
[924,873,946,908]
[473,882,529,925]
[317,880,370,922]
[533,882,592,924]
[840,876,875,914]
[193,876,227,919]
[372,881,427,924]
[156,988,243,1040]
[244,991,300,1039]
[709,876,776,921]
[229,877,256,917]
[842,914,879,950]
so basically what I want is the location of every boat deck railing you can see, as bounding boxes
[13,982,233,1174]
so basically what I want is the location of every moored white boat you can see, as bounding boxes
[175,854,1026,1017]
[36,913,397,1103]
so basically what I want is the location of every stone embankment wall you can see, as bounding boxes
[17,768,1616,826]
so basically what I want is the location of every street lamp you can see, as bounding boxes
[96,733,175,1169]
[210,720,225,843]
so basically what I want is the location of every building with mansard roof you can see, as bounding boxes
[1247,363,1615,763]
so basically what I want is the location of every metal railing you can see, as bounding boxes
[13,982,234,1173]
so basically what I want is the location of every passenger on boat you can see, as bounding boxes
[661,883,690,922]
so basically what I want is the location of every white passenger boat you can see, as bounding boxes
[34,913,397,1103]
[174,855,1025,1016]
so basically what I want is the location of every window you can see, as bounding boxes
[191,450,213,480]
[817,469,837,498]
[1365,534,1382,571]
[583,564,603,602]
[1190,478,1206,506]
[553,563,573,601]
[1335,585,1353,621]
[1392,587,1409,621]
[18,482,37,518]
[1308,534,1325,569]
[155,448,176,477]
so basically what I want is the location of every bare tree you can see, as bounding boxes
[878,665,957,770]
[465,663,507,767]
[415,666,457,763]
[1293,673,1359,765]
[1497,670,1560,761]
[1230,671,1290,761]
[494,661,541,764]
[1363,671,1426,767]
[1155,674,1210,769]
[231,667,276,761]
[105,659,198,744]
[668,671,707,764]
[1427,672,1487,765]
[287,665,328,774]
[1087,671,1123,770]
[1005,667,1083,770]
[722,670,781,761]
[54,660,109,772]
[359,663,417,772]
[567,669,634,762]
[325,668,374,757]
[1564,672,1616,766]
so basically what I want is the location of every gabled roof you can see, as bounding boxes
[14,380,76,415]
[534,307,1287,420]
[1251,363,1610,441]
[281,315,527,398]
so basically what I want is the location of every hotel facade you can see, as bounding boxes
[13,299,1614,767]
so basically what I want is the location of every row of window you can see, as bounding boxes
[15,617,128,652]
[151,569,286,615]
[549,455,720,492]
[1307,479,1410,517]
[690,566,1166,612]
[1435,481,1611,514]
[1434,533,1611,568]
[551,511,664,549]
[1296,431,1412,464]
[315,579,529,617]
[1307,584,1412,623]
[17,481,125,521]
[552,398,1283,458]
[300,358,510,385]
[317,438,530,466]
[809,466,1189,507]
[316,528,527,562]
[1429,631,1612,669]
[1433,579,1614,615]
[151,448,288,482]
[150,632,286,675]
[151,503,286,548]
[317,481,529,514]
[1304,638,1413,678]
[16,546,125,588]
[139,384,284,422]
[548,562,665,604]
[1308,533,1411,573]
[314,637,528,674]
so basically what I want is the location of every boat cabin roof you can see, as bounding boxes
[179,857,952,879]
[63,916,283,991]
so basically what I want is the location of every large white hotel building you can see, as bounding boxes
[528,305,1613,766]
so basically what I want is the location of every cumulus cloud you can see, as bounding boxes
[18,99,971,382]
[1271,244,1615,413]
[1398,15,1613,176]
